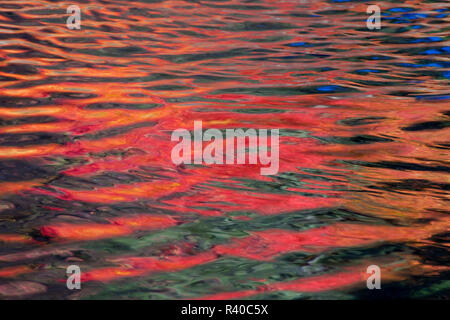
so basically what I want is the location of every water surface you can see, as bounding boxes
[0,0,449,299]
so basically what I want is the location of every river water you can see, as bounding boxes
[0,0,448,299]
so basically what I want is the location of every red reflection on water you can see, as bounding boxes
[40,214,179,241]
[0,0,448,299]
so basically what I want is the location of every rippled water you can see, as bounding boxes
[0,0,448,299]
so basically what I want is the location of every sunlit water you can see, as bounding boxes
[0,0,448,299]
